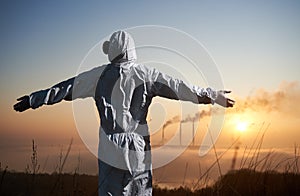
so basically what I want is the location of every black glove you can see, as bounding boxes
[13,95,31,112]
[215,90,235,108]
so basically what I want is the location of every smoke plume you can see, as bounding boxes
[232,81,300,116]
[162,81,300,128]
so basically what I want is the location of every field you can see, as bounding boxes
[1,169,299,195]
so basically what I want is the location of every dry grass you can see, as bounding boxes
[1,127,300,195]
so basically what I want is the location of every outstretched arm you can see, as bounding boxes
[13,65,106,112]
[150,68,235,108]
[13,77,74,112]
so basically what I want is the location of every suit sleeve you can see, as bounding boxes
[29,65,106,109]
[150,68,217,104]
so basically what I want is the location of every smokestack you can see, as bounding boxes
[162,127,165,144]
[192,119,195,146]
[231,145,239,170]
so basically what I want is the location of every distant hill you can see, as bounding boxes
[1,169,300,195]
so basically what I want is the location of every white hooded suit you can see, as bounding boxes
[27,31,219,195]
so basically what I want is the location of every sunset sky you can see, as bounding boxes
[0,1,300,178]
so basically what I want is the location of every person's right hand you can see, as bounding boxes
[13,95,30,112]
[214,90,235,108]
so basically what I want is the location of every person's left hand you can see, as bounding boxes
[214,90,235,107]
[13,95,30,112]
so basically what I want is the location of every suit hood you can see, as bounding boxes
[103,30,137,63]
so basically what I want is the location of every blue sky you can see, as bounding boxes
[1,0,299,140]
[1,1,300,101]
[0,0,299,135]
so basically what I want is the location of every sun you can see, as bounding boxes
[236,121,248,133]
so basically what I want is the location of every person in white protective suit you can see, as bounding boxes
[14,30,235,195]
